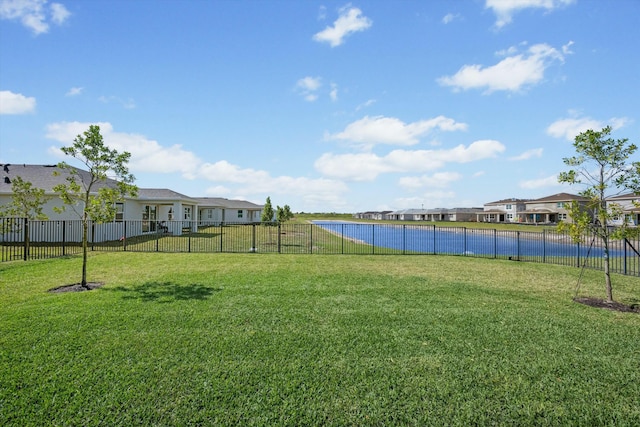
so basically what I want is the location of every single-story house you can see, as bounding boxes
[1,163,263,241]
[352,211,392,220]
[385,207,482,222]
[194,197,263,225]
[387,209,429,221]
[478,198,530,223]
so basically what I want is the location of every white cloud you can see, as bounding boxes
[398,172,463,190]
[327,115,468,149]
[329,83,338,101]
[49,2,68,24]
[65,86,83,96]
[546,115,630,141]
[0,90,36,114]
[0,0,70,35]
[442,13,461,24]
[519,174,562,190]
[296,76,321,102]
[198,160,349,208]
[45,121,201,176]
[355,99,376,111]
[313,6,372,47]
[509,148,543,161]
[315,139,505,181]
[437,42,567,93]
[485,0,575,29]
[43,121,351,210]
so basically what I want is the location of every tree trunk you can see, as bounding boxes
[603,239,613,302]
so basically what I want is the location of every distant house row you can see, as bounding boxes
[1,164,264,241]
[354,192,640,226]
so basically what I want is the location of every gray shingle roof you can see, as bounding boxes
[193,197,263,210]
[1,163,118,194]
[527,192,588,203]
[137,188,196,202]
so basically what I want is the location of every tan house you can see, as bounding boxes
[522,193,590,224]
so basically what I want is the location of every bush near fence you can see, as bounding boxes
[2,218,639,277]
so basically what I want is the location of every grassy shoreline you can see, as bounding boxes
[1,253,639,425]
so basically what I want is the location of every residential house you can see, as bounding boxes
[607,193,640,226]
[478,198,530,223]
[386,207,482,222]
[353,211,392,220]
[1,164,262,241]
[522,193,590,224]
[387,209,429,221]
[194,197,263,225]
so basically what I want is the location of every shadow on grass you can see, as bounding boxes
[108,281,222,303]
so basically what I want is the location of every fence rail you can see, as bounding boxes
[2,218,639,276]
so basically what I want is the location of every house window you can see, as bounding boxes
[506,204,512,210]
[559,213,567,220]
[237,210,243,219]
[557,202,565,208]
[507,213,513,220]
[207,209,213,219]
[115,203,124,222]
[184,207,191,220]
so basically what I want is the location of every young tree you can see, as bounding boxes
[276,204,293,223]
[0,176,50,258]
[558,126,640,303]
[53,125,137,289]
[261,196,275,223]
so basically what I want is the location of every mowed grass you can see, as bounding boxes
[1,253,639,426]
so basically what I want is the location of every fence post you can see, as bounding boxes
[623,238,628,276]
[341,223,344,254]
[123,221,127,251]
[433,224,436,255]
[310,223,313,254]
[23,218,29,261]
[251,223,256,252]
[403,224,406,255]
[463,227,467,255]
[372,224,375,255]
[278,223,281,253]
[493,229,497,259]
[220,223,224,252]
[62,220,66,256]
[542,229,546,263]
[517,231,521,261]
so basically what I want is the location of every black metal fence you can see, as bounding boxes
[2,218,639,276]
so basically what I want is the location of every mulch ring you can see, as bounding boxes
[574,297,640,314]
[48,282,105,293]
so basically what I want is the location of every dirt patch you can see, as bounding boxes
[574,297,640,314]
[48,282,105,293]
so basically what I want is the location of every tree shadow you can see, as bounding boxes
[107,281,222,303]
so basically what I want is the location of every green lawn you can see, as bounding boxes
[1,253,639,426]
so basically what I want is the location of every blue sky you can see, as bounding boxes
[1,0,638,213]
